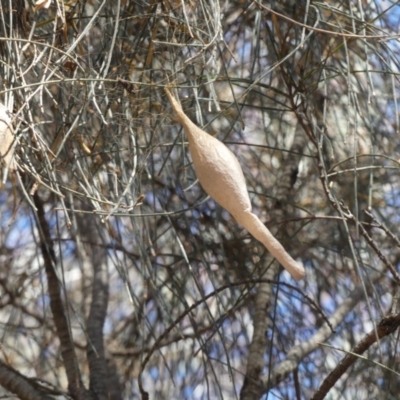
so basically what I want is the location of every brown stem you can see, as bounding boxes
[33,193,91,400]
[311,313,400,400]
[0,360,54,400]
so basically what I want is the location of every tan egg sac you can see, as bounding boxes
[165,88,305,281]
[0,103,14,175]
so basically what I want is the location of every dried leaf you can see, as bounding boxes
[0,103,15,183]
[0,103,15,188]
[34,0,52,12]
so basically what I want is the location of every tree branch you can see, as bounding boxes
[85,219,112,400]
[311,312,400,400]
[0,360,53,400]
[240,125,308,400]
[261,274,381,391]
[33,193,91,400]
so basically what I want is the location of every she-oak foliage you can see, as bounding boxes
[0,1,400,399]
